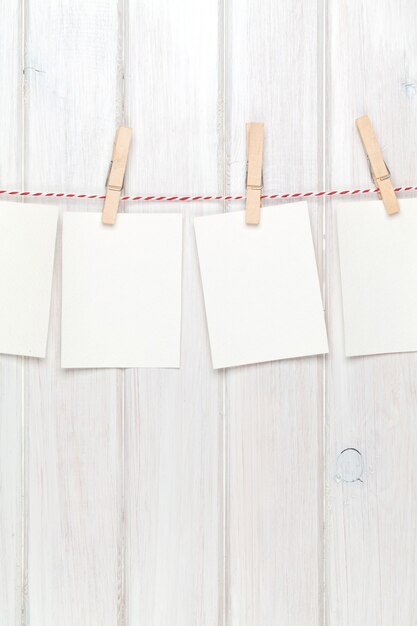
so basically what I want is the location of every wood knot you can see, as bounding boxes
[335,448,364,483]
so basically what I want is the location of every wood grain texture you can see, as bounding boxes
[23,1,123,624]
[0,1,22,624]
[225,0,325,624]
[3,1,417,624]
[123,0,223,624]
[326,0,417,624]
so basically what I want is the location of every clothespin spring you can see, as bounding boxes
[367,158,391,184]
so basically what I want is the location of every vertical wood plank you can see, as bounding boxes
[226,1,324,624]
[23,1,123,624]
[326,1,417,623]
[123,0,223,624]
[0,3,23,622]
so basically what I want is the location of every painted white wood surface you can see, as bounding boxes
[1,0,417,624]
[326,1,417,624]
[225,1,325,624]
[23,1,123,624]
[123,1,222,623]
[0,3,22,623]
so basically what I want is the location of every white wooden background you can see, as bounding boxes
[1,0,417,624]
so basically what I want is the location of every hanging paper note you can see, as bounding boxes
[338,198,417,357]
[62,212,182,368]
[194,202,328,369]
[0,202,58,358]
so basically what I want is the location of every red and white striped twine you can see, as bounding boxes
[1,185,417,202]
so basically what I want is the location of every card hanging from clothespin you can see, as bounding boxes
[102,126,132,225]
[355,115,399,215]
[245,122,264,225]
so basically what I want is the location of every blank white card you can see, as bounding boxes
[195,202,328,369]
[338,198,417,357]
[0,202,58,357]
[62,213,182,368]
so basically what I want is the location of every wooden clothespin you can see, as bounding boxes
[102,126,132,225]
[355,115,399,215]
[245,122,264,224]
